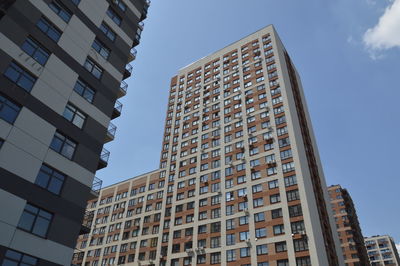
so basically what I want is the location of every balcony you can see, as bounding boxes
[133,30,141,46]
[112,100,122,119]
[97,148,110,170]
[105,122,117,143]
[123,63,133,79]
[88,176,102,199]
[79,210,94,235]
[140,0,151,21]
[117,80,128,98]
[127,47,137,62]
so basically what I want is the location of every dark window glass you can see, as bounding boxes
[70,0,80,5]
[3,249,38,266]
[92,38,110,59]
[115,0,126,11]
[49,1,72,22]
[0,95,21,124]
[100,23,116,41]
[36,17,61,42]
[4,62,36,92]
[106,8,122,25]
[63,103,86,128]
[18,204,53,237]
[73,78,95,103]
[289,204,303,217]
[50,131,77,160]
[35,164,65,195]
[21,37,50,65]
[84,58,103,79]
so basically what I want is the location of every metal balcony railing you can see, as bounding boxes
[107,122,117,139]
[129,47,137,60]
[114,100,122,113]
[120,80,128,94]
[125,63,133,74]
[100,148,110,164]
[138,21,144,30]
[91,176,102,195]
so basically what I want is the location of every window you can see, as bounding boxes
[296,257,311,266]
[49,1,72,22]
[210,252,221,264]
[50,131,77,160]
[226,234,236,245]
[284,175,297,187]
[270,194,281,204]
[254,212,265,222]
[277,260,289,266]
[100,23,116,41]
[293,239,309,252]
[35,164,65,195]
[0,94,21,124]
[255,227,267,238]
[273,224,285,235]
[271,208,282,219]
[21,37,50,65]
[239,231,249,241]
[226,249,236,262]
[287,189,300,202]
[84,58,103,79]
[63,103,86,129]
[275,241,287,253]
[256,244,268,255]
[18,203,53,237]
[289,204,303,217]
[106,8,122,25]
[36,17,61,42]
[92,38,110,59]
[3,249,38,266]
[113,0,127,12]
[4,62,36,92]
[70,0,80,5]
[240,247,250,257]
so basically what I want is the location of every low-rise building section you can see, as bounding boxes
[365,235,400,266]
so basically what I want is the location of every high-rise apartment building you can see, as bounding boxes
[365,235,400,266]
[0,0,149,265]
[328,185,369,265]
[73,25,343,266]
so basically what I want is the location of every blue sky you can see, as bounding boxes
[98,0,400,245]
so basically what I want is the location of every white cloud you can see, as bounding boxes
[397,243,400,253]
[363,0,400,51]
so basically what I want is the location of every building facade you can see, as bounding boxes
[328,185,370,266]
[73,25,343,266]
[365,235,400,266]
[0,0,149,265]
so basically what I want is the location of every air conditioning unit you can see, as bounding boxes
[244,208,249,215]
[299,230,306,235]
[186,248,193,253]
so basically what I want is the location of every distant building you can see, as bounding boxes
[73,24,344,266]
[328,185,370,265]
[365,235,400,266]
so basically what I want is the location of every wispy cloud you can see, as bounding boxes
[363,0,400,58]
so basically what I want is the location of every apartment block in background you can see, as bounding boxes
[73,25,343,266]
[365,235,400,266]
[328,185,370,266]
[0,0,149,265]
